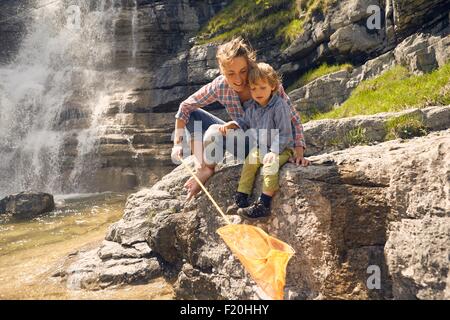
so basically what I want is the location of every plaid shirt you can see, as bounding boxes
[175,75,306,149]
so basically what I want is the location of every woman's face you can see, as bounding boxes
[221,56,249,93]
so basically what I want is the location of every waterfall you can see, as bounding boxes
[0,0,132,198]
[131,0,138,62]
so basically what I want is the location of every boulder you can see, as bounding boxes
[329,24,383,55]
[0,192,55,219]
[63,128,450,299]
[385,216,450,300]
[60,240,164,290]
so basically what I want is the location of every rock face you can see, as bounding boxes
[281,0,449,76]
[0,0,30,63]
[0,192,55,219]
[58,0,232,194]
[288,31,450,117]
[63,128,450,299]
[303,105,450,156]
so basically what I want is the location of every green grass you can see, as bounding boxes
[197,0,337,47]
[287,62,353,92]
[384,114,428,140]
[329,126,369,147]
[312,62,450,121]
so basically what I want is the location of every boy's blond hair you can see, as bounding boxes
[248,62,281,92]
[216,37,256,70]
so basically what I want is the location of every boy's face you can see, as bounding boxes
[249,78,276,107]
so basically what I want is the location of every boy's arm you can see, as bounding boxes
[278,85,307,150]
[270,102,293,155]
[233,103,252,131]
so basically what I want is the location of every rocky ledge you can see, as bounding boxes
[59,127,450,300]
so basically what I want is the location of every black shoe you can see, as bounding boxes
[226,192,249,215]
[237,200,271,221]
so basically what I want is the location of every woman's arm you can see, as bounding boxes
[173,77,221,145]
[174,118,186,145]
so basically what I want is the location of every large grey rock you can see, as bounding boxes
[65,128,450,299]
[0,192,55,219]
[394,32,450,74]
[290,69,353,115]
[329,24,383,55]
[61,240,163,290]
[385,216,450,300]
[289,50,396,115]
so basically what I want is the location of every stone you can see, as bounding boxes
[329,24,383,55]
[385,216,450,299]
[62,241,163,290]
[302,106,450,156]
[394,32,450,74]
[289,29,448,118]
[64,128,450,299]
[0,192,55,219]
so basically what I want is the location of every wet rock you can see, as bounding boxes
[0,192,55,219]
[63,240,163,290]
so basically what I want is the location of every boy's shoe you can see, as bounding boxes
[237,200,271,221]
[226,192,249,215]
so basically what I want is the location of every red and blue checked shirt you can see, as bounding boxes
[175,75,307,149]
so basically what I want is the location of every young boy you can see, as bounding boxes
[219,62,294,220]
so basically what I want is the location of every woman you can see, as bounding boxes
[172,37,310,201]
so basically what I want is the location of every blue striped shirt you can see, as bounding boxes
[234,93,294,154]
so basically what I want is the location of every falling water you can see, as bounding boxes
[0,0,129,198]
[131,0,138,62]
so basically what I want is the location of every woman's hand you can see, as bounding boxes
[171,144,183,164]
[289,146,311,166]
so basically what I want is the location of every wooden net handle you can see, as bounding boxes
[178,156,231,225]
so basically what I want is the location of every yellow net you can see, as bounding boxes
[179,156,295,300]
[217,224,295,300]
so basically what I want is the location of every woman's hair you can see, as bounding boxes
[216,37,256,69]
[248,62,282,91]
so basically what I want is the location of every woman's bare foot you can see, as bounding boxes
[184,165,215,201]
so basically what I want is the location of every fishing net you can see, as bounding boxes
[179,156,295,300]
[217,224,295,300]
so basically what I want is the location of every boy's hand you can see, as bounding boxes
[263,152,277,164]
[218,122,235,136]
[289,146,311,167]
